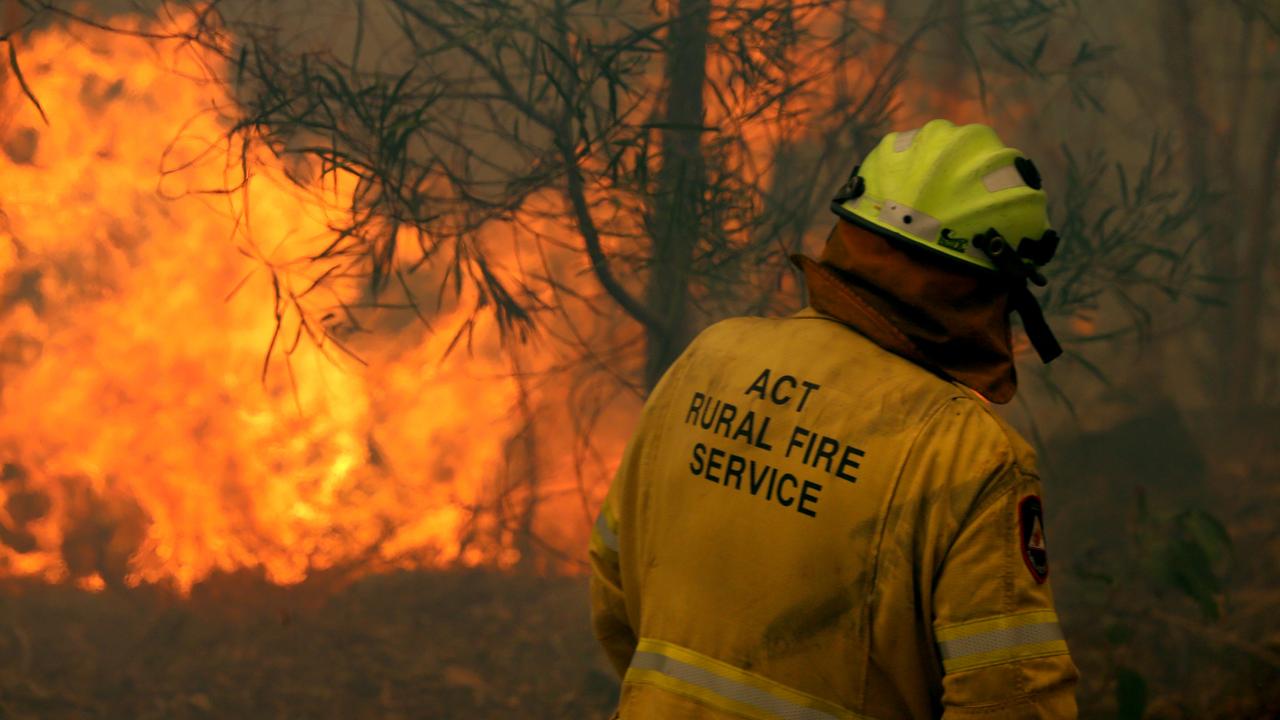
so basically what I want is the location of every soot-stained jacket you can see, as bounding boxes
[589,308,1079,719]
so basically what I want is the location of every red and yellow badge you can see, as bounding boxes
[1019,495,1049,584]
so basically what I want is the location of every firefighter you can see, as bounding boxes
[590,119,1079,719]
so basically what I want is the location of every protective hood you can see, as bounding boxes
[792,219,1021,403]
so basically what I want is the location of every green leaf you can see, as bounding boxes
[1190,292,1228,308]
[1063,349,1113,387]
[1029,31,1049,69]
[1115,666,1148,720]
[986,37,1028,72]
[1072,40,1091,66]
[1182,509,1233,554]
[1164,531,1222,620]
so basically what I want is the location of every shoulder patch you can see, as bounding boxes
[1019,495,1049,584]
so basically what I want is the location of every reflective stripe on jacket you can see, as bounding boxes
[589,308,1078,719]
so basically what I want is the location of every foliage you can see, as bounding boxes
[1114,664,1147,720]
[966,0,1116,111]
[1043,135,1213,344]
[1011,136,1213,433]
[1068,490,1239,717]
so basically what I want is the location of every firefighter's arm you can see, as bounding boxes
[932,467,1080,718]
[588,345,690,677]
[589,374,665,676]
[589,488,634,676]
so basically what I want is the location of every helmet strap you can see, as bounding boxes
[1011,285,1062,364]
[973,229,1047,287]
[972,228,1062,363]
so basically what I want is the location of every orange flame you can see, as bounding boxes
[0,10,576,592]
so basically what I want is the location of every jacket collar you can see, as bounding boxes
[791,220,1019,403]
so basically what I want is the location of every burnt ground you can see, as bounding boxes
[0,408,1278,719]
[0,570,619,720]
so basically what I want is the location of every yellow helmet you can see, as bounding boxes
[831,119,1060,285]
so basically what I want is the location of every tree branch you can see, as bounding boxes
[387,0,556,128]
[558,137,662,333]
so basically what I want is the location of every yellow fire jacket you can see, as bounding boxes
[590,308,1079,719]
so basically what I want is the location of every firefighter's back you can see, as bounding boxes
[593,308,1077,719]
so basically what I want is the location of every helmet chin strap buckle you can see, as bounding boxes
[972,229,1048,287]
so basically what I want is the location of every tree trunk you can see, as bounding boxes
[1159,0,1238,403]
[1228,95,1280,409]
[643,0,710,390]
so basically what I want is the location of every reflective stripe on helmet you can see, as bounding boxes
[876,199,942,243]
[835,194,990,267]
[625,638,871,720]
[934,610,1069,674]
[593,509,620,554]
[981,164,1027,193]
